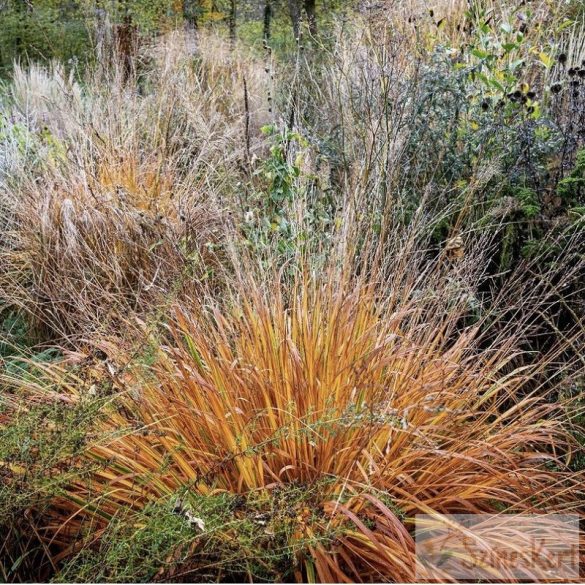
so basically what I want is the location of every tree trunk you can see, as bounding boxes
[304,0,317,37]
[115,14,138,82]
[287,0,301,41]
[228,0,236,47]
[262,0,272,44]
[182,0,198,28]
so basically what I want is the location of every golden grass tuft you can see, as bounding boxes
[29,265,583,582]
[0,167,221,341]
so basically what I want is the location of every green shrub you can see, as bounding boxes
[558,148,585,204]
[0,6,91,75]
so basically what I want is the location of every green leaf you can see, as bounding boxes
[489,78,505,92]
[260,124,276,136]
[477,72,490,86]
[530,101,541,120]
[509,59,524,71]
[556,19,574,32]
[471,48,489,59]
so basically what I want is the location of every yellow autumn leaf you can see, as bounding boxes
[539,52,553,68]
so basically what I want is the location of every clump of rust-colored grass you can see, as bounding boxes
[17,249,582,582]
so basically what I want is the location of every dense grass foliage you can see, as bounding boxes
[1,1,584,582]
[19,268,583,582]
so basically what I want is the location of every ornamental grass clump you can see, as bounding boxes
[0,33,269,344]
[16,257,582,582]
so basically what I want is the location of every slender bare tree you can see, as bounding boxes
[263,0,272,44]
[228,0,237,46]
[287,0,318,41]
[287,0,301,39]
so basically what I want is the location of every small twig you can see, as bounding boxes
[243,75,251,171]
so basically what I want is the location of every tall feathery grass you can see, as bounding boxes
[0,33,270,342]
